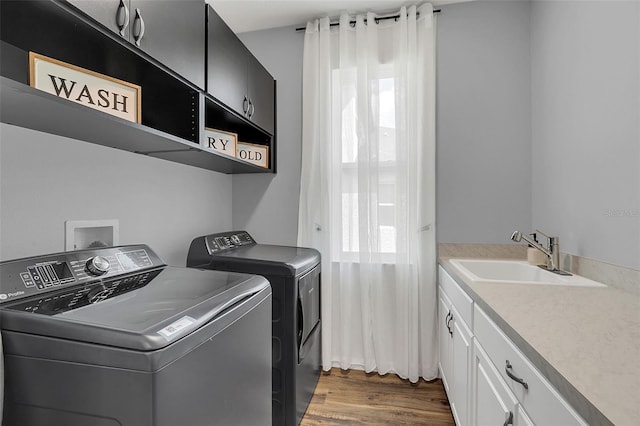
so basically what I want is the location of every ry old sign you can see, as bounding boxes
[29,52,141,123]
[201,128,269,169]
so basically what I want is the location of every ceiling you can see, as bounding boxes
[208,0,467,34]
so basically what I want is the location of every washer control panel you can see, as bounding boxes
[206,231,255,254]
[5,269,161,315]
[0,245,164,304]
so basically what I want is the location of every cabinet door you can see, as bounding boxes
[65,0,205,89]
[247,54,275,134]
[131,0,205,89]
[438,293,452,393]
[207,6,248,116]
[450,305,472,426]
[472,340,519,426]
[516,406,535,426]
[66,0,130,39]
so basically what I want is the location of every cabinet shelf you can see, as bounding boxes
[0,76,271,174]
[0,0,275,175]
[204,96,276,173]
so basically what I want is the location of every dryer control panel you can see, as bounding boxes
[205,231,255,254]
[0,245,165,304]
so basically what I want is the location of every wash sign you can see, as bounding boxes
[29,52,141,123]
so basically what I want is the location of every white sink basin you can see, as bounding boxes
[449,259,606,287]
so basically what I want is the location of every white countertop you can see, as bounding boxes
[440,256,640,426]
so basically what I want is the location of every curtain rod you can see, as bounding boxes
[294,9,441,32]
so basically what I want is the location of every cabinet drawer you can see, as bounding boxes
[472,339,522,426]
[439,266,473,328]
[474,305,586,426]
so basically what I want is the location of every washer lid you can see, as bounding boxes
[211,244,320,276]
[0,266,269,351]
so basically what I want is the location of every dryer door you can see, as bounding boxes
[297,264,320,356]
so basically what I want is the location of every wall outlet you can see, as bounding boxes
[65,219,119,251]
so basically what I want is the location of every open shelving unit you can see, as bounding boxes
[0,0,275,174]
[0,77,272,174]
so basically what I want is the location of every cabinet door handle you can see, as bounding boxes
[133,8,145,46]
[446,311,453,336]
[243,96,249,115]
[116,0,129,37]
[297,297,304,349]
[503,411,514,426]
[248,99,255,118]
[505,360,529,389]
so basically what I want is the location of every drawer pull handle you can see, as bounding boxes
[503,411,514,426]
[505,360,529,389]
[116,0,129,37]
[243,96,250,115]
[446,311,453,336]
[133,8,145,46]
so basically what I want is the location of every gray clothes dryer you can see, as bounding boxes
[187,231,321,426]
[0,245,272,426]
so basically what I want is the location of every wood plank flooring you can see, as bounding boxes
[300,368,455,425]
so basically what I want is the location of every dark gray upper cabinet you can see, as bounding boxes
[66,0,205,90]
[1,0,275,174]
[247,55,275,136]
[206,6,248,118]
[207,6,275,135]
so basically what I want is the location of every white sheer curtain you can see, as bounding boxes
[298,4,437,382]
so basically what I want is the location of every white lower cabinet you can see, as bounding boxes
[439,292,453,394]
[450,303,472,425]
[474,305,587,426]
[439,265,586,426]
[439,267,473,426]
[472,339,534,426]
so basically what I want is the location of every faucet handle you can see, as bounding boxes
[534,229,559,250]
[535,229,550,238]
[535,229,558,241]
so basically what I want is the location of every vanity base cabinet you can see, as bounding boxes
[439,293,453,395]
[439,264,588,426]
[472,339,534,426]
[439,267,473,426]
[474,305,587,426]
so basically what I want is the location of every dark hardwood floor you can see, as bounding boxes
[300,368,455,425]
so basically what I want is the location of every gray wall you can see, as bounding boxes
[8,1,630,269]
[436,0,533,243]
[234,0,639,271]
[0,123,232,266]
[233,26,304,245]
[234,2,534,247]
[531,0,640,270]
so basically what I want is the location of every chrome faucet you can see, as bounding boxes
[510,230,571,276]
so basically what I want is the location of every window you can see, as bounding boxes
[331,68,402,262]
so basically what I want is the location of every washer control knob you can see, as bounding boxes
[231,234,241,245]
[86,256,110,276]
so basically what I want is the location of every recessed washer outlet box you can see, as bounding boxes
[65,220,119,251]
